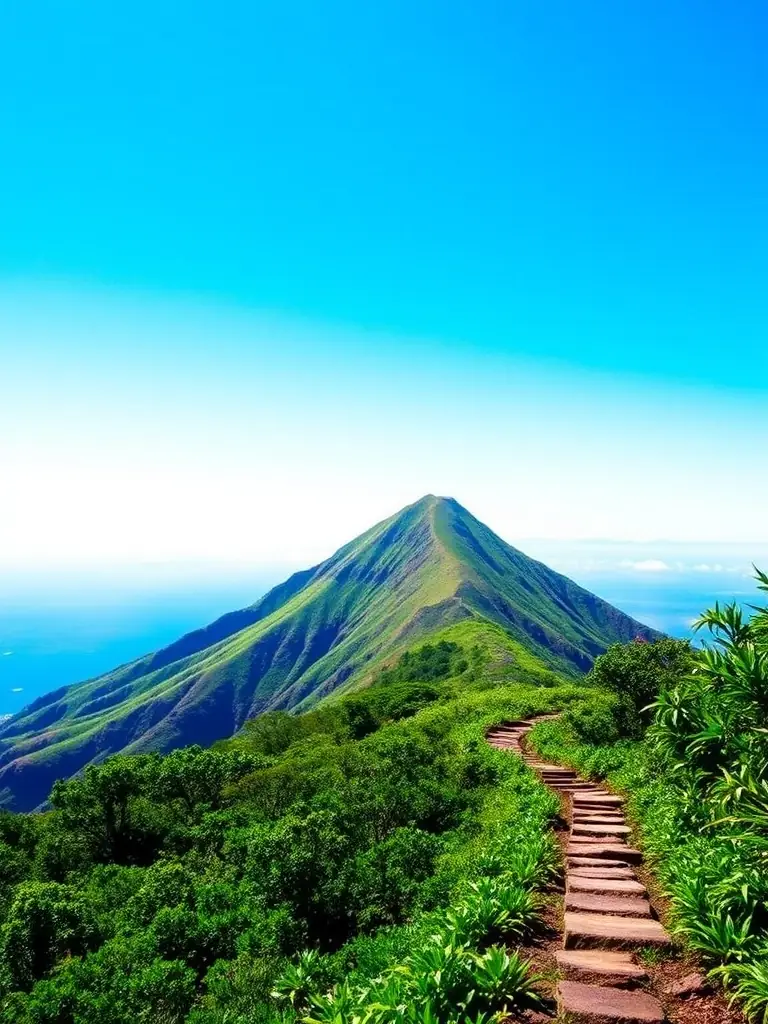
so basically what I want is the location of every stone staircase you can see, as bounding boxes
[486,720,670,1024]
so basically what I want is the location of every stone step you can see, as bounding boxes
[573,804,625,812]
[560,787,607,795]
[568,835,630,847]
[567,844,642,864]
[568,833,629,843]
[569,865,637,879]
[573,820,627,829]
[569,856,633,868]
[573,815,627,824]
[565,891,652,917]
[573,808,626,816]
[555,949,649,985]
[572,793,623,803]
[569,876,647,897]
[573,801,622,808]
[571,799,622,806]
[570,840,629,850]
[557,980,664,1023]
[572,823,632,837]
[564,912,671,950]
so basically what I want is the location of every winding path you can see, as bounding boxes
[487,719,671,1024]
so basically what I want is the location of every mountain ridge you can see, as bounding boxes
[0,495,658,810]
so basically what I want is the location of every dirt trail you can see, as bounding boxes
[486,719,741,1024]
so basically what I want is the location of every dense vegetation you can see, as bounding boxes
[0,621,582,1024]
[4,552,762,1022]
[530,569,768,1021]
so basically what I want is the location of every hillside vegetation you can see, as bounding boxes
[0,621,583,1023]
[1,566,766,1022]
[529,569,768,1022]
[0,495,655,812]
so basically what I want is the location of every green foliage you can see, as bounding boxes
[650,571,768,781]
[272,950,334,1013]
[0,882,100,993]
[0,622,573,1023]
[49,754,165,866]
[715,951,768,1024]
[563,692,622,745]
[375,642,465,686]
[9,932,198,1024]
[585,636,694,737]
[300,869,545,1024]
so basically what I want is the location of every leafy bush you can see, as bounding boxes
[0,881,101,993]
[375,641,465,686]
[563,693,622,744]
[587,636,694,737]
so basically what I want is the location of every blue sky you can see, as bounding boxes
[1,1,767,569]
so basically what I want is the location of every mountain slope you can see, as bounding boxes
[0,495,657,809]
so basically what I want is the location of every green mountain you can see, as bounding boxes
[0,495,656,810]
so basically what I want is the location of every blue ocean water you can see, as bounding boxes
[0,571,276,717]
[581,574,758,639]
[0,565,761,718]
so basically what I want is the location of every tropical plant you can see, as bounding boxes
[272,950,332,1012]
[467,945,541,1013]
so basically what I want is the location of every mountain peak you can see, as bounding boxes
[0,497,658,811]
[411,493,459,508]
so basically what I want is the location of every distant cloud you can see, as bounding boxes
[11,687,23,693]
[2,651,12,656]
[620,559,671,573]
[692,563,724,573]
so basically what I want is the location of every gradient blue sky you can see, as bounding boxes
[1,1,766,568]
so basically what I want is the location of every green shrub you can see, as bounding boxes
[563,694,622,744]
[0,882,101,992]
[588,636,694,737]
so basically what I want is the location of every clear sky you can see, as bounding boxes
[1,1,766,569]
